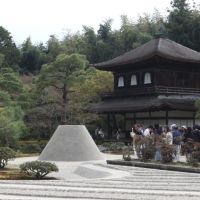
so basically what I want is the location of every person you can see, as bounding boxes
[130,127,135,151]
[163,126,173,145]
[181,127,193,160]
[192,125,200,143]
[98,128,104,139]
[154,124,162,135]
[131,124,143,159]
[182,127,193,143]
[138,123,144,135]
[154,133,163,161]
[116,129,120,140]
[171,124,182,162]
[94,127,100,139]
[180,125,187,141]
[144,125,153,137]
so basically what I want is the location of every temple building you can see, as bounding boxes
[91,37,200,138]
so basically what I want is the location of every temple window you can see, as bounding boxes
[118,76,124,87]
[130,74,137,86]
[144,72,151,84]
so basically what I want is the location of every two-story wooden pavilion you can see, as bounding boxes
[91,37,200,138]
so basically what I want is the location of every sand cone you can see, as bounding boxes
[39,125,104,161]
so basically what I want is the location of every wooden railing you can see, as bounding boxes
[102,86,200,99]
[156,86,200,94]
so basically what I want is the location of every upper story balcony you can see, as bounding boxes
[101,86,200,99]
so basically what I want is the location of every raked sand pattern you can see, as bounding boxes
[1,155,200,200]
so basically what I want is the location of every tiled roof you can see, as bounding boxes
[94,38,200,69]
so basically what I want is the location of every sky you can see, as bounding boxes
[0,0,198,45]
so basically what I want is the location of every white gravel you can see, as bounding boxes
[1,154,197,200]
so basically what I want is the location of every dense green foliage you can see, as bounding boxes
[19,37,48,74]
[1,0,196,76]
[69,67,113,125]
[0,0,200,141]
[182,140,200,167]
[0,56,27,146]
[167,0,200,51]
[0,147,16,168]
[20,161,58,179]
[0,26,20,70]
[160,144,175,163]
[20,143,42,154]
[36,53,88,124]
[102,142,127,152]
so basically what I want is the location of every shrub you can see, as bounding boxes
[122,145,134,161]
[20,161,58,179]
[20,143,42,154]
[182,141,200,167]
[160,144,175,163]
[141,145,156,161]
[140,137,156,161]
[189,151,200,167]
[102,142,126,153]
[0,147,16,169]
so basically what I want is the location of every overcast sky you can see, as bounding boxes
[0,0,198,45]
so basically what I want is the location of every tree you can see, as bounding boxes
[61,31,86,55]
[190,9,200,51]
[46,35,61,61]
[119,15,138,52]
[170,0,190,11]
[69,67,113,126]
[167,0,200,51]
[167,0,191,44]
[36,53,88,124]
[98,19,113,41]
[0,54,5,67]
[0,26,20,69]
[19,37,48,74]
[24,102,62,139]
[0,66,26,147]
[82,26,98,63]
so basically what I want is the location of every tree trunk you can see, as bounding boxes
[62,83,67,124]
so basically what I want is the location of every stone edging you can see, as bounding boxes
[106,160,200,173]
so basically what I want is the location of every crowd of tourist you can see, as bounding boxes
[130,123,200,162]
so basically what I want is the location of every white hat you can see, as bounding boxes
[171,124,178,129]
[181,125,187,129]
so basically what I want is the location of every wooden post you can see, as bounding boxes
[123,113,126,132]
[165,110,168,125]
[112,113,118,131]
[193,111,196,127]
[107,113,111,139]
[133,113,136,124]
[149,111,151,125]
[123,113,127,138]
